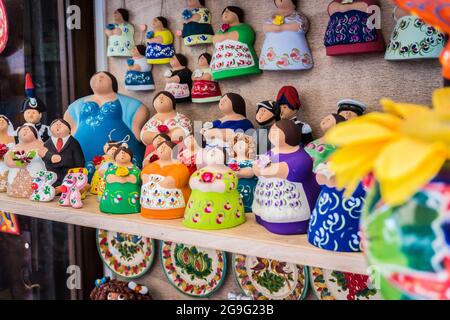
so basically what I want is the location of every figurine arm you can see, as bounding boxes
[141,173,150,185]
[148,36,163,44]
[105,29,114,37]
[132,105,150,142]
[128,64,142,72]
[213,31,239,44]
[4,152,18,168]
[281,23,300,32]
[263,24,282,33]
[200,73,212,81]
[237,167,255,179]
[258,162,289,179]
[166,75,181,84]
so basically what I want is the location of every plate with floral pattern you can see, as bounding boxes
[233,254,309,300]
[309,267,382,300]
[96,229,155,279]
[160,241,227,298]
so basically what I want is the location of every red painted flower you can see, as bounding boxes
[228,162,240,172]
[157,125,170,134]
[31,183,39,191]
[201,172,214,183]
[220,23,231,33]
[92,155,104,166]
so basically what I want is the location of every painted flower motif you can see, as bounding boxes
[266,48,276,62]
[201,172,214,183]
[220,24,231,33]
[116,167,130,177]
[93,155,104,166]
[228,162,240,172]
[272,15,285,26]
[182,9,193,20]
[0,144,8,158]
[157,125,170,134]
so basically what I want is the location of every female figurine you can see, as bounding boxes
[141,141,191,220]
[260,0,313,71]
[100,146,141,215]
[181,0,214,46]
[105,8,135,57]
[125,45,155,91]
[191,53,222,104]
[184,147,245,230]
[252,120,320,235]
[142,133,172,166]
[210,6,261,80]
[177,134,200,175]
[0,115,15,192]
[164,54,193,104]
[146,17,175,64]
[255,100,281,154]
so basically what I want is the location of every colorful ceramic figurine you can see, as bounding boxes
[276,86,313,146]
[142,133,171,166]
[125,45,155,91]
[337,99,367,120]
[324,0,386,56]
[184,147,245,230]
[90,277,152,300]
[64,72,148,169]
[191,53,222,104]
[260,0,313,71]
[146,17,175,64]
[164,54,193,103]
[181,0,214,46]
[177,134,200,175]
[30,170,57,202]
[141,141,191,220]
[253,120,320,235]
[100,146,141,215]
[105,8,135,57]
[59,168,88,209]
[255,100,281,154]
[0,115,15,192]
[210,6,261,80]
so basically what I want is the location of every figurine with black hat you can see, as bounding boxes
[255,100,280,154]
[336,99,367,120]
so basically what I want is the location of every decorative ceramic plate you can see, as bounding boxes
[0,212,20,235]
[309,267,382,300]
[96,229,155,279]
[160,241,227,298]
[0,0,8,54]
[233,254,309,300]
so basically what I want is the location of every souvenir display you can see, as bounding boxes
[105,8,135,57]
[160,241,227,297]
[276,86,313,146]
[146,16,175,64]
[191,53,222,104]
[309,267,382,300]
[337,99,367,120]
[228,133,258,213]
[181,0,214,46]
[234,254,308,300]
[184,147,245,230]
[100,146,141,215]
[210,6,261,80]
[253,120,320,235]
[255,100,281,154]
[260,0,313,71]
[141,141,191,220]
[125,45,155,91]
[0,211,20,236]
[29,170,57,202]
[385,7,445,61]
[0,115,15,192]
[324,0,386,56]
[164,54,193,103]
[96,229,155,279]
[90,277,152,300]
[64,72,148,168]
[58,168,88,209]
[177,134,200,175]
[0,0,8,54]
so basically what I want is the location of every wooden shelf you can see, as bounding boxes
[0,193,368,274]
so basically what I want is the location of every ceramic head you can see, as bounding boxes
[0,115,15,136]
[274,0,297,10]
[104,142,119,158]
[337,99,367,120]
[219,93,246,117]
[269,120,302,148]
[276,86,302,120]
[198,53,212,68]
[152,133,171,149]
[188,0,205,9]
[204,147,226,166]
[114,8,129,24]
[170,54,188,68]
[155,140,177,161]
[153,91,176,113]
[256,100,280,126]
[90,72,119,95]
[152,16,168,30]
[231,133,256,160]
[23,109,42,125]
[320,113,346,134]
[114,146,133,166]
[49,119,71,139]
[222,6,244,24]
[17,124,39,144]
[21,73,46,116]
[90,279,152,301]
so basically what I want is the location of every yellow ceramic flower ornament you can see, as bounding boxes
[325,88,450,206]
[273,15,285,26]
[116,167,130,177]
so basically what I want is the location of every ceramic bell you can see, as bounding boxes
[100,146,141,215]
[164,54,193,103]
[181,0,214,46]
[255,100,281,154]
[252,120,320,235]
[0,115,15,193]
[191,53,222,103]
[125,45,155,91]
[260,0,313,71]
[337,99,367,120]
[90,277,152,300]
[59,168,88,209]
[30,170,57,202]
[105,8,135,57]
[210,6,261,80]
[324,0,386,56]
[184,147,245,230]
[141,140,191,220]
[145,17,175,64]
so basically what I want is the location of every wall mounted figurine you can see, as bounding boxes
[255,100,281,155]
[105,8,135,57]
[210,6,261,80]
[337,99,367,120]
[146,16,175,65]
[30,170,57,202]
[260,0,313,71]
[253,120,320,235]
[164,54,193,103]
[90,277,152,300]
[125,45,155,91]
[324,0,386,56]
[191,53,222,104]
[0,115,16,192]
[181,0,214,46]
[59,168,88,209]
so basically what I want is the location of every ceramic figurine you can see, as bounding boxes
[30,170,57,202]
[105,8,135,57]
[142,132,172,166]
[191,53,222,104]
[260,0,313,71]
[324,0,386,56]
[164,54,193,103]
[276,86,313,146]
[255,100,281,155]
[252,120,320,235]
[0,115,15,192]
[146,17,175,64]
[337,99,367,120]
[125,45,155,91]
[385,7,445,60]
[210,6,261,80]
[5,124,47,199]
[184,147,245,230]
[177,134,201,175]
[21,74,50,142]
[100,146,141,215]
[228,133,258,213]
[181,0,214,46]
[90,277,152,300]
[141,141,191,220]
[64,72,148,169]
[59,168,88,209]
